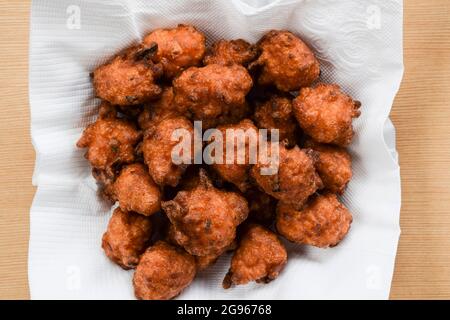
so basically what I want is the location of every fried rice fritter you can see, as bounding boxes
[304,140,353,194]
[102,208,152,270]
[142,116,194,187]
[276,193,353,248]
[250,30,320,92]
[162,169,249,257]
[143,24,206,79]
[113,163,161,216]
[173,64,253,128]
[251,144,323,209]
[203,39,258,67]
[293,83,361,146]
[223,224,287,288]
[93,44,163,106]
[133,241,196,300]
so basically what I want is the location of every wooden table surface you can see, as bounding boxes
[0,0,449,300]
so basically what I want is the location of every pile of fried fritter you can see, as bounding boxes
[77,24,361,300]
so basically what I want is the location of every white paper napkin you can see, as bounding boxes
[28,0,403,299]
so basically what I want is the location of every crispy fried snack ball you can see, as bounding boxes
[113,163,162,216]
[133,241,196,300]
[251,144,323,209]
[304,140,352,194]
[208,119,259,192]
[76,110,142,171]
[245,188,277,225]
[138,87,180,131]
[293,84,361,146]
[253,94,299,146]
[102,208,152,270]
[223,224,287,288]
[203,39,258,67]
[142,116,194,187]
[93,44,163,106]
[173,64,253,128]
[143,24,206,79]
[162,169,249,257]
[276,193,352,248]
[250,30,320,92]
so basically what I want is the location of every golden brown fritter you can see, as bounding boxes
[250,30,320,92]
[142,116,194,187]
[93,44,163,106]
[304,140,352,194]
[208,119,259,192]
[102,208,152,270]
[76,115,142,171]
[143,24,206,79]
[203,39,258,66]
[113,163,162,216]
[138,87,180,131]
[293,84,361,146]
[251,144,323,209]
[223,224,287,288]
[133,241,196,300]
[253,94,299,146]
[276,193,352,248]
[245,188,277,226]
[173,64,253,128]
[162,169,249,257]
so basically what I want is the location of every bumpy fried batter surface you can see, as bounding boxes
[253,94,299,146]
[142,116,194,187]
[245,188,277,226]
[304,140,352,194]
[203,39,258,66]
[276,193,352,248]
[162,170,249,257]
[93,45,163,106]
[76,115,142,171]
[209,119,259,192]
[223,224,287,288]
[293,84,361,146]
[143,24,206,79]
[113,163,161,216]
[138,87,180,131]
[133,241,196,300]
[102,208,152,270]
[250,30,320,92]
[173,64,253,128]
[251,144,323,209]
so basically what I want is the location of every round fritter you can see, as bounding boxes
[113,163,162,216]
[223,224,287,288]
[245,188,277,226]
[161,169,249,257]
[253,94,299,146]
[293,84,361,146]
[249,30,320,92]
[138,87,180,131]
[276,193,352,248]
[76,114,142,171]
[304,140,352,194]
[142,116,194,187]
[133,241,196,300]
[101,208,152,270]
[203,39,258,67]
[251,144,323,209]
[93,44,163,106]
[208,119,259,192]
[143,24,206,79]
[173,64,253,128]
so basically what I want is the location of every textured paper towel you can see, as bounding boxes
[29,0,403,299]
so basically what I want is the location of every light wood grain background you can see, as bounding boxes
[0,0,449,300]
